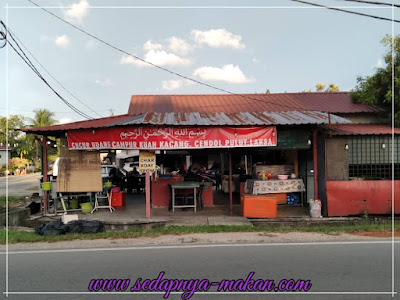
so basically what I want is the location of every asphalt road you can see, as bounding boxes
[0,240,398,300]
[0,173,41,196]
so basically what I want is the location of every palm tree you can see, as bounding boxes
[29,109,56,161]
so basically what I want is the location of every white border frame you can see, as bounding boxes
[3,2,397,298]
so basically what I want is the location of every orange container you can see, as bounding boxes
[111,191,126,207]
[242,195,277,218]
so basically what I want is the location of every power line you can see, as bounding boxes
[2,22,94,120]
[292,0,400,23]
[26,0,309,112]
[1,108,115,114]
[6,28,103,118]
[337,0,400,8]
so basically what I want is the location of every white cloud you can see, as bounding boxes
[143,40,163,51]
[252,58,260,63]
[120,50,191,67]
[168,37,193,55]
[59,118,74,124]
[191,29,245,49]
[193,64,251,84]
[65,0,89,23]
[95,78,115,87]
[55,35,70,48]
[162,79,183,91]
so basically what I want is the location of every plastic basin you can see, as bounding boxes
[41,182,52,191]
[80,202,92,213]
[104,181,112,188]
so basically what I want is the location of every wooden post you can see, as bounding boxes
[229,152,233,216]
[313,129,318,200]
[146,172,151,219]
[42,136,48,215]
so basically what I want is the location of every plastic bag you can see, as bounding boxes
[309,199,322,218]
[35,220,69,236]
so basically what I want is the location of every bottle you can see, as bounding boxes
[262,172,266,180]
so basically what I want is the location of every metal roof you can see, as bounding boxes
[21,114,130,134]
[114,111,350,126]
[20,111,351,135]
[128,92,380,115]
[326,124,400,136]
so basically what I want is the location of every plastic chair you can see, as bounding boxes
[91,189,115,213]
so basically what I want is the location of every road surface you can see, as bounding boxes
[0,240,398,299]
[0,173,41,196]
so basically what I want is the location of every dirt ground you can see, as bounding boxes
[354,230,400,238]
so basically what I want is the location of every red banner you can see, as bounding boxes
[67,126,277,150]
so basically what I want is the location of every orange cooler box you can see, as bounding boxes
[111,191,126,207]
[241,195,277,218]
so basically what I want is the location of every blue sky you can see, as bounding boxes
[0,0,397,123]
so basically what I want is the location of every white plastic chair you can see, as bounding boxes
[91,190,115,213]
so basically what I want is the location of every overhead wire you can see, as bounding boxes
[292,0,400,22]
[2,21,94,119]
[337,0,400,8]
[6,28,103,118]
[25,0,313,112]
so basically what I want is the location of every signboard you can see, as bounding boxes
[67,126,277,150]
[139,151,156,173]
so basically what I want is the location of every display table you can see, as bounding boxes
[246,179,305,195]
[170,182,200,213]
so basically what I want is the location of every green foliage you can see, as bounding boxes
[9,157,30,169]
[351,34,400,127]
[0,115,25,145]
[302,82,340,93]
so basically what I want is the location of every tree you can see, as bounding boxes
[302,82,340,93]
[0,114,25,145]
[316,82,340,92]
[351,34,400,127]
[29,109,56,161]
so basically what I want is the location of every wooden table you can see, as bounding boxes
[170,182,200,213]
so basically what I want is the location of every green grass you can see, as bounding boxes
[0,196,26,208]
[1,222,399,244]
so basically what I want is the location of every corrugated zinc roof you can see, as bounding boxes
[20,111,351,134]
[326,124,400,135]
[128,92,380,115]
[114,111,351,126]
[21,114,130,134]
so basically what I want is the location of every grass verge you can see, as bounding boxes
[0,196,27,209]
[1,222,399,244]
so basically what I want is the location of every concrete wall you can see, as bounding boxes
[0,149,11,167]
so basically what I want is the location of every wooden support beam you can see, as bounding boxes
[42,136,48,215]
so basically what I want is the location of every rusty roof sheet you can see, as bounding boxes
[325,124,400,135]
[21,114,131,134]
[20,111,351,135]
[128,92,380,115]
[114,111,351,126]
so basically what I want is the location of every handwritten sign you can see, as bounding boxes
[139,151,156,173]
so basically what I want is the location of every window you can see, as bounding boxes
[347,135,400,180]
